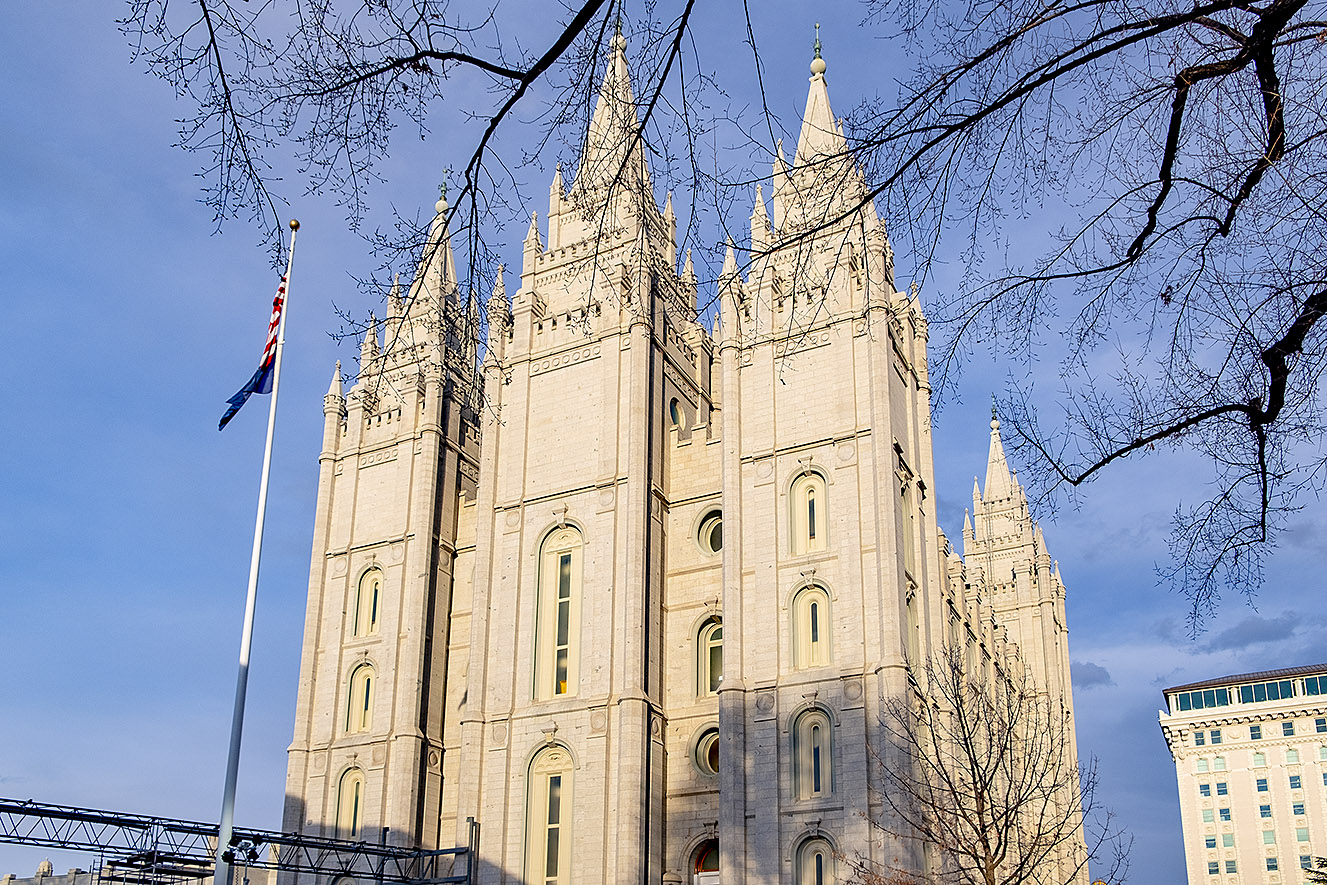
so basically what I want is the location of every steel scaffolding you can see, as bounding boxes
[0,799,474,885]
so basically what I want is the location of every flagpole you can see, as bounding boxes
[215,219,300,885]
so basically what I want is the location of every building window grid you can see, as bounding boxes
[1199,784,1211,798]
[1222,833,1234,848]
[1289,775,1302,790]
[535,528,582,701]
[1219,808,1231,822]
[1292,802,1304,816]
[1266,858,1278,872]
[1283,720,1296,736]
[1172,673,1327,712]
[1225,860,1236,874]
[1250,724,1262,740]
[1196,731,1206,746]
[1257,778,1269,792]
[1260,805,1272,818]
[1216,782,1227,796]
[1210,729,1222,745]
[1316,716,1326,732]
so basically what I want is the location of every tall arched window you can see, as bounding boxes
[353,569,381,637]
[346,664,374,733]
[535,528,583,700]
[793,585,832,669]
[698,618,723,696]
[335,768,364,839]
[796,838,836,885]
[794,709,834,799]
[669,398,683,429]
[693,840,719,885]
[791,473,828,555]
[526,746,573,885]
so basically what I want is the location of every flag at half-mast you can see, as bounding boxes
[218,276,286,430]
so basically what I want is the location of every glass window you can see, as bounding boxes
[535,528,582,700]
[1316,717,1326,733]
[1197,759,1210,773]
[1222,833,1234,848]
[352,568,382,637]
[1225,860,1236,873]
[346,664,374,733]
[793,585,832,668]
[1205,836,1217,849]
[1293,802,1305,815]
[1207,862,1218,875]
[1254,752,1266,767]
[695,727,720,777]
[1302,856,1313,870]
[1260,805,1272,818]
[1287,748,1299,763]
[1202,809,1215,822]
[698,618,723,696]
[1216,782,1227,796]
[791,473,828,555]
[1309,676,1325,695]
[668,398,683,429]
[1320,746,1327,761]
[1219,808,1231,821]
[526,747,573,885]
[698,511,723,555]
[1289,775,1302,789]
[1263,830,1276,844]
[1195,731,1206,746]
[1181,688,1232,709]
[1266,858,1278,871]
[1250,725,1262,740]
[1213,756,1226,771]
[1257,778,1268,792]
[1283,721,1295,736]
[797,838,835,885]
[1199,784,1211,797]
[1210,729,1222,745]
[794,710,834,799]
[336,768,364,839]
[1296,827,1309,843]
[1241,680,1297,703]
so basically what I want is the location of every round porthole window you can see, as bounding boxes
[698,511,723,554]
[694,726,720,776]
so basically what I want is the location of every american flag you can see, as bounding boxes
[218,276,287,430]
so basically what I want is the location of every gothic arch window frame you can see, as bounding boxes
[523,743,576,885]
[334,766,366,840]
[533,524,585,701]
[789,468,829,556]
[790,706,836,800]
[689,837,720,885]
[695,615,724,697]
[351,566,383,638]
[793,834,838,885]
[789,582,834,669]
[345,661,376,734]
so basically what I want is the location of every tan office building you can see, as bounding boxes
[1160,664,1327,884]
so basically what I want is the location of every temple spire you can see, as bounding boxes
[572,27,651,198]
[417,186,457,302]
[795,25,842,164]
[983,412,1014,500]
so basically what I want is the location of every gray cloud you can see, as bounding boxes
[1072,661,1115,689]
[1202,612,1299,652]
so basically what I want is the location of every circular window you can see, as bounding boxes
[698,511,723,554]
[695,726,720,776]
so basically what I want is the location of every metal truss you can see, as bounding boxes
[0,799,474,885]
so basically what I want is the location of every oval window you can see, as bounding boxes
[695,727,720,776]
[698,511,723,554]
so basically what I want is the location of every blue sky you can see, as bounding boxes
[2,5,1324,884]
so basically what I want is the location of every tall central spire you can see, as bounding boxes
[571,28,652,199]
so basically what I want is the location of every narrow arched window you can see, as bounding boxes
[693,840,719,885]
[797,838,835,885]
[353,569,381,637]
[794,710,834,799]
[669,398,683,429]
[698,618,723,696]
[791,473,828,554]
[793,585,832,668]
[335,768,364,839]
[346,664,374,733]
[526,746,573,885]
[535,527,583,699]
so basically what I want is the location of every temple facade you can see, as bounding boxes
[279,35,1081,885]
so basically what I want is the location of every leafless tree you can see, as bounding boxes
[852,650,1128,885]
[121,0,1327,623]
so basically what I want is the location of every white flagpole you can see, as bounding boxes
[215,218,300,885]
